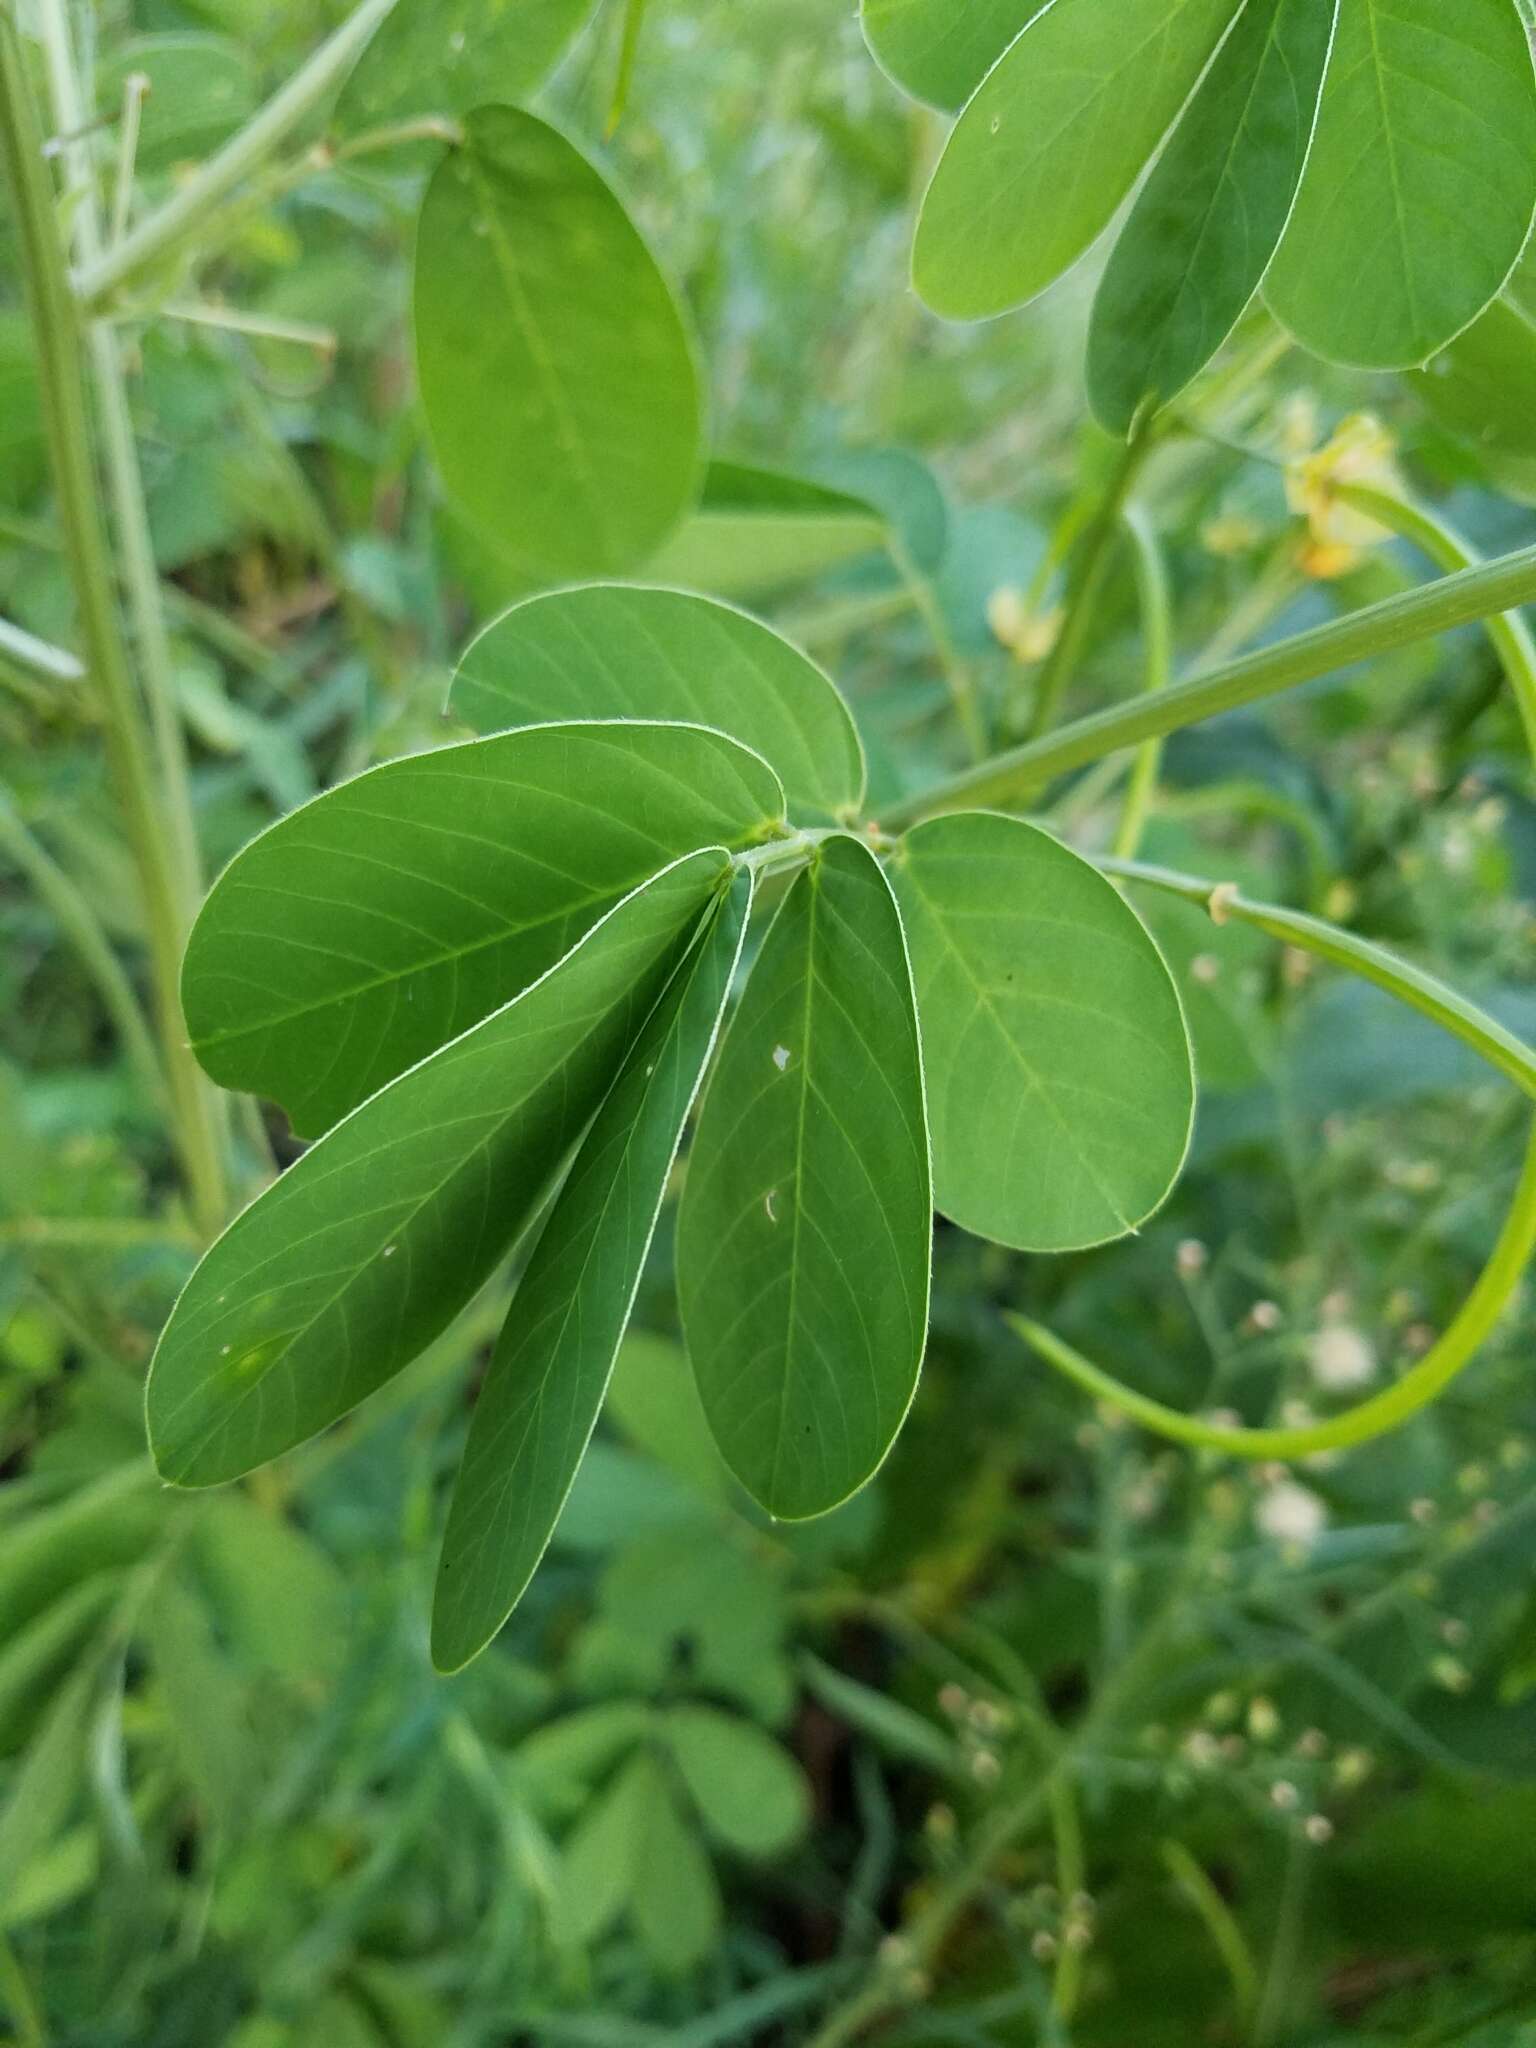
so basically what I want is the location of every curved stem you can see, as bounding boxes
[880,539,1536,831]
[1099,856,1536,1099]
[1111,504,1171,861]
[1010,1113,1536,1460]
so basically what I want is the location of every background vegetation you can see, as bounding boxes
[2,1,1536,2044]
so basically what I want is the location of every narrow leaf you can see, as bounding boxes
[891,812,1193,1251]
[337,0,596,130]
[861,0,1041,111]
[1265,0,1536,369]
[431,870,751,1672]
[414,105,702,578]
[1087,0,1338,433]
[679,835,931,1520]
[913,0,1239,320]
[184,721,783,1135]
[149,853,731,1488]
[451,584,865,821]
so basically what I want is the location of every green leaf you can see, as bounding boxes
[678,835,931,1520]
[644,460,886,600]
[149,853,731,1488]
[552,1751,649,1948]
[337,0,596,130]
[98,35,257,171]
[0,1653,99,1882]
[664,1705,809,1855]
[414,106,702,579]
[451,584,865,822]
[799,1652,960,1774]
[861,0,1040,111]
[1411,244,1536,469]
[890,813,1193,1251]
[1087,0,1338,433]
[430,871,751,1672]
[913,0,1238,320]
[1265,0,1536,369]
[184,721,783,1135]
[605,1330,733,1500]
[629,1763,722,1973]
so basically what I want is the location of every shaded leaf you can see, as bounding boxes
[914,0,1238,320]
[337,0,596,130]
[861,0,1040,110]
[629,1761,721,1972]
[1088,0,1338,432]
[645,460,886,600]
[98,36,257,172]
[1265,0,1536,369]
[679,835,930,1519]
[891,813,1193,1251]
[605,1330,733,1501]
[149,853,731,1488]
[184,721,782,1135]
[664,1705,809,1855]
[415,106,702,579]
[431,871,751,1671]
[451,584,865,821]
[1412,243,1536,471]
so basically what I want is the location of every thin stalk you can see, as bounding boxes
[159,301,336,353]
[1337,480,1536,758]
[0,612,84,685]
[0,789,164,1104]
[1048,1773,1087,2021]
[882,540,1536,830]
[1099,856,1536,1099]
[1111,504,1171,860]
[606,0,649,136]
[1027,415,1156,740]
[108,65,147,244]
[73,0,400,310]
[1010,1113,1536,1459]
[1160,1840,1259,2022]
[0,10,225,1234]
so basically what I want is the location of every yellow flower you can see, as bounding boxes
[1284,410,1404,578]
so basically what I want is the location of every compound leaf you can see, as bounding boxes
[415,105,702,579]
[913,0,1238,320]
[664,1705,809,1855]
[431,870,751,1672]
[1265,0,1536,370]
[861,0,1041,111]
[1088,0,1338,433]
[891,813,1193,1251]
[679,835,930,1520]
[149,853,730,1489]
[184,721,783,1136]
[451,584,865,822]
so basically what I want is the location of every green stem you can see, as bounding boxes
[1337,480,1536,758]
[882,540,1536,831]
[1160,1840,1259,2023]
[0,789,164,1105]
[1010,1112,1536,1458]
[0,8,225,1235]
[1048,1773,1087,2021]
[1100,856,1536,1099]
[72,0,400,311]
[1027,416,1156,740]
[1111,504,1171,861]
[606,0,650,136]
[0,612,84,685]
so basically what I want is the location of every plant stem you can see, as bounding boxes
[72,0,400,311]
[108,64,147,244]
[1011,1113,1536,1459]
[0,612,85,685]
[0,9,226,1235]
[1337,480,1536,757]
[882,540,1536,830]
[1111,504,1171,860]
[1027,416,1156,740]
[1100,857,1536,1099]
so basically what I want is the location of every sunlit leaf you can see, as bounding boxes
[337,0,596,129]
[451,584,865,821]
[913,0,1238,320]
[184,721,782,1135]
[890,812,1193,1251]
[431,871,750,1672]
[415,106,702,578]
[1265,0,1536,369]
[860,0,1039,111]
[679,835,931,1519]
[1087,0,1338,432]
[149,854,731,1488]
